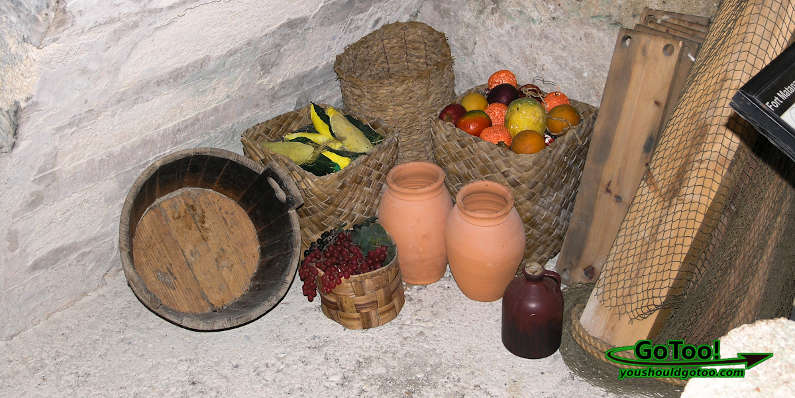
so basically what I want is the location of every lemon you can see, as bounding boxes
[461,92,488,111]
[505,98,546,137]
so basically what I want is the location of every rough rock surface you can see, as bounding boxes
[0,268,620,397]
[682,318,795,397]
[0,0,54,152]
[1,0,718,340]
[0,0,421,340]
[416,0,718,106]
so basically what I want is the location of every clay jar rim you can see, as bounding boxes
[385,161,446,201]
[455,181,514,226]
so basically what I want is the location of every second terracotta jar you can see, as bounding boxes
[378,162,452,285]
[446,180,525,301]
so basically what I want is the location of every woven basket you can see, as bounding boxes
[317,255,405,329]
[431,85,598,264]
[241,104,398,250]
[334,21,455,164]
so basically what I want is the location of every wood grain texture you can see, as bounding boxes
[578,0,795,346]
[642,7,710,34]
[633,23,699,44]
[644,20,707,42]
[558,29,682,285]
[132,188,259,313]
[132,202,212,314]
[659,37,700,129]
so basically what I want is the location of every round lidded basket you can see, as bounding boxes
[431,85,598,264]
[334,21,455,164]
[240,104,398,251]
[119,148,303,330]
[317,252,404,330]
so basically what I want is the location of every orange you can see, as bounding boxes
[479,125,512,146]
[484,102,508,127]
[461,92,489,111]
[542,91,570,112]
[511,130,546,154]
[546,104,580,136]
[488,70,518,89]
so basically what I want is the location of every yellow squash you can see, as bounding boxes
[326,106,374,153]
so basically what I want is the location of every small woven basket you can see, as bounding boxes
[241,104,398,250]
[431,85,598,264]
[334,21,455,164]
[317,255,405,329]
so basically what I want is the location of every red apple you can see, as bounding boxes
[439,103,467,124]
[455,110,492,137]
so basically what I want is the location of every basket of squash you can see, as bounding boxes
[241,103,398,250]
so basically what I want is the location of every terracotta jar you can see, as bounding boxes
[502,262,564,359]
[378,162,452,285]
[446,180,525,301]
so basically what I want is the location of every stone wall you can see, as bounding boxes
[0,0,55,152]
[0,0,717,340]
[416,0,718,105]
[0,0,421,340]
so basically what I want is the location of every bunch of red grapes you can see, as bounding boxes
[299,231,389,302]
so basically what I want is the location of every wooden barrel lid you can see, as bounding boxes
[132,188,259,313]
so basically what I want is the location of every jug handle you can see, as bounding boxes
[543,270,561,286]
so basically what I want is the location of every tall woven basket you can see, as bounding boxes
[431,85,598,264]
[241,105,398,250]
[334,21,455,164]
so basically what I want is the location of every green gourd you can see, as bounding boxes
[344,114,383,144]
[284,132,344,150]
[300,151,354,176]
[301,155,339,176]
[310,103,333,137]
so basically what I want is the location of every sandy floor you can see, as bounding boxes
[0,267,620,397]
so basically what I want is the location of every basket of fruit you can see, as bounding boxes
[241,103,398,250]
[431,70,598,264]
[298,218,404,329]
[334,21,455,164]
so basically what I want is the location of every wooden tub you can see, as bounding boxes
[119,148,303,330]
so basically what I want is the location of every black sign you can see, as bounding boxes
[731,42,795,161]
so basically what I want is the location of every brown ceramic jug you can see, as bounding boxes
[502,262,564,359]
[446,180,525,301]
[378,162,452,285]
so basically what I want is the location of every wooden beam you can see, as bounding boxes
[557,29,684,284]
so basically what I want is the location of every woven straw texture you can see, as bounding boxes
[560,285,683,397]
[431,85,597,264]
[317,256,405,329]
[569,304,686,387]
[335,21,455,164]
[240,104,398,251]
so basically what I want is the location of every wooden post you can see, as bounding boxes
[557,29,686,284]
